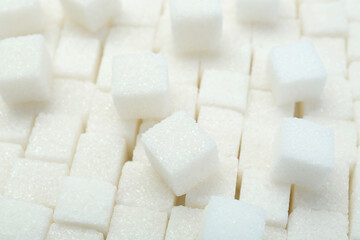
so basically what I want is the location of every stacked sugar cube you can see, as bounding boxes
[0,0,358,239]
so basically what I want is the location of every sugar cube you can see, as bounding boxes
[132,120,159,164]
[0,0,44,39]
[251,45,274,91]
[70,133,127,185]
[185,157,238,209]
[169,0,222,52]
[287,208,348,240]
[4,158,68,208]
[348,22,360,63]
[0,35,52,104]
[46,223,104,240]
[237,0,279,23]
[39,0,64,25]
[267,40,327,105]
[142,111,219,196]
[271,118,335,190]
[25,113,83,165]
[165,206,204,240]
[240,169,291,228]
[278,0,296,19]
[350,62,360,100]
[107,205,168,240]
[170,84,198,119]
[198,197,266,240]
[43,24,61,58]
[345,0,360,21]
[112,53,170,120]
[263,227,287,240]
[117,162,176,213]
[350,162,360,239]
[0,198,52,240]
[54,177,116,234]
[60,0,117,32]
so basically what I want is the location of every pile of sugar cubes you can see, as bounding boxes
[0,0,359,239]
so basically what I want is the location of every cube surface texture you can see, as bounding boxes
[237,0,279,23]
[46,223,104,240]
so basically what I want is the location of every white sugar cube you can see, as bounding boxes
[185,157,238,209]
[54,36,101,82]
[271,118,335,190]
[268,40,327,105]
[348,22,360,63]
[70,133,127,185]
[278,0,296,19]
[300,1,348,37]
[54,177,116,234]
[350,162,360,239]
[107,205,168,240]
[251,46,273,91]
[169,0,222,52]
[237,0,279,23]
[165,206,204,240]
[46,223,104,240]
[198,106,243,158]
[0,0,44,39]
[345,0,360,21]
[142,111,219,196]
[198,70,249,113]
[132,120,159,164]
[60,0,117,32]
[0,199,52,240]
[198,197,266,240]
[170,84,198,119]
[263,227,287,240]
[39,0,64,26]
[112,53,170,120]
[240,169,291,228]
[44,24,61,58]
[287,208,348,240]
[0,142,23,195]
[117,162,176,213]
[4,159,68,208]
[0,35,52,104]
[350,62,360,100]
[25,113,83,165]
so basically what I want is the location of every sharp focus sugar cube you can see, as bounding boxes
[112,53,170,120]
[237,0,279,23]
[0,35,52,104]
[271,118,335,190]
[197,196,266,240]
[54,176,116,234]
[263,226,287,240]
[142,111,219,196]
[169,0,222,52]
[267,40,327,105]
[46,223,104,240]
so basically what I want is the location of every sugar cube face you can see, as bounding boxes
[300,2,348,37]
[46,223,104,240]
[4,158,68,208]
[0,35,52,104]
[278,0,296,18]
[25,113,83,165]
[54,36,101,82]
[348,22,360,63]
[169,0,222,52]
[345,0,360,21]
[0,142,23,195]
[70,133,127,185]
[0,0,44,39]
[350,62,360,100]
[107,205,168,240]
[165,206,204,240]
[263,227,287,240]
[287,208,348,240]
[117,162,176,213]
[170,84,198,119]
[198,106,243,158]
[198,70,249,113]
[54,177,116,234]
[237,0,279,23]
[112,53,170,120]
[185,157,238,209]
[60,0,116,32]
[142,111,219,196]
[39,0,64,25]
[267,40,327,105]
[271,118,335,190]
[198,197,266,240]
[0,199,52,240]
[240,169,291,228]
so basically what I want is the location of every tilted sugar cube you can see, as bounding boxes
[142,111,219,196]
[0,198,52,240]
[0,35,52,104]
[54,176,116,234]
[107,205,168,240]
[0,0,45,39]
[117,162,176,213]
[263,227,287,240]
[46,223,104,240]
[112,53,170,120]
[60,0,117,32]
[271,118,335,190]
[350,62,360,100]
[197,196,266,240]
[345,0,360,21]
[4,158,68,208]
[169,0,222,52]
[237,0,279,23]
[348,22,360,63]
[70,133,128,185]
